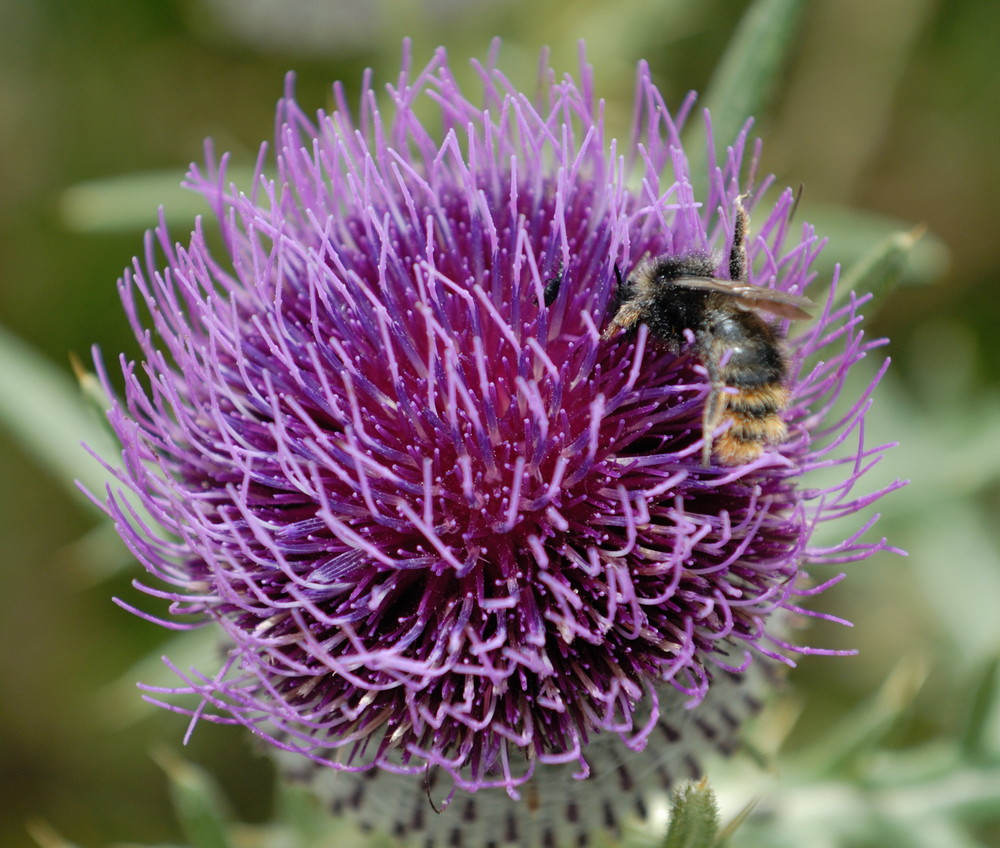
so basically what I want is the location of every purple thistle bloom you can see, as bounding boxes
[91,43,900,847]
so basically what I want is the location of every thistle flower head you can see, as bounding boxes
[93,43,899,847]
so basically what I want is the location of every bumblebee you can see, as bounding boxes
[602,200,812,466]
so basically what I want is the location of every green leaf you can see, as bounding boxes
[58,168,254,233]
[799,203,946,308]
[0,325,117,501]
[833,223,928,311]
[0,327,159,580]
[153,748,234,848]
[55,521,142,584]
[959,655,1000,764]
[272,782,328,846]
[94,627,219,727]
[26,820,85,848]
[792,654,930,778]
[716,797,759,847]
[685,0,809,191]
[663,779,722,848]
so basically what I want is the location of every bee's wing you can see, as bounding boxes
[671,276,814,320]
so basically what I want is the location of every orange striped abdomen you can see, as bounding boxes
[713,383,789,465]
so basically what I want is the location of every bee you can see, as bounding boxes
[602,199,813,466]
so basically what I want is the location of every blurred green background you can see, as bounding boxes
[2,0,999,846]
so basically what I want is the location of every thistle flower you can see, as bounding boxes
[92,43,899,848]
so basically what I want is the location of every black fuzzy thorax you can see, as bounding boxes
[627,254,787,389]
[625,254,718,349]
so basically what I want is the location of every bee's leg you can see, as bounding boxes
[601,302,644,340]
[729,198,749,284]
[701,382,728,467]
[601,269,644,342]
[700,346,729,466]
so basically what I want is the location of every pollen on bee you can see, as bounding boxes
[725,384,789,415]
[704,381,792,466]
[713,434,765,466]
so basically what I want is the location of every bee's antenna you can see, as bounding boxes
[789,182,805,223]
